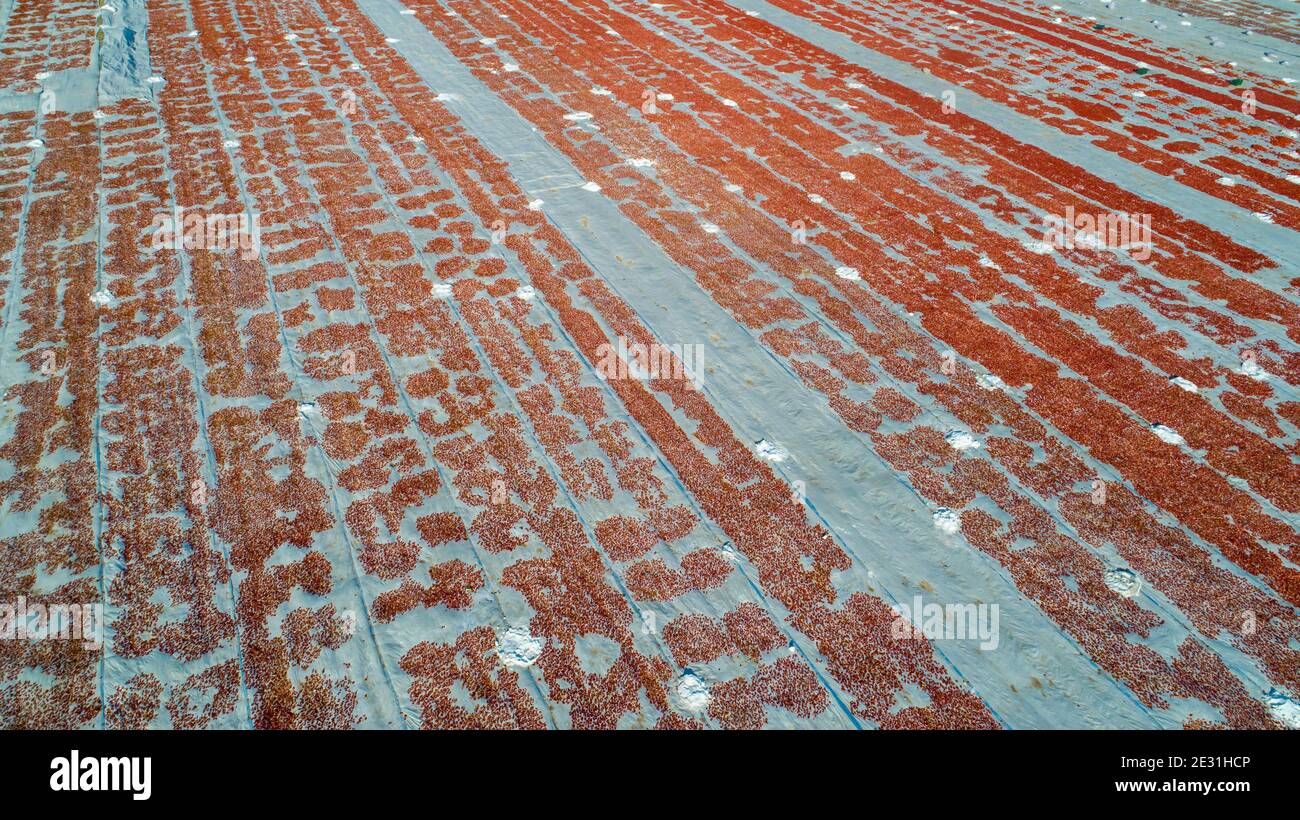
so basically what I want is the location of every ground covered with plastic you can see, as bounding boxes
[1,0,1298,729]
